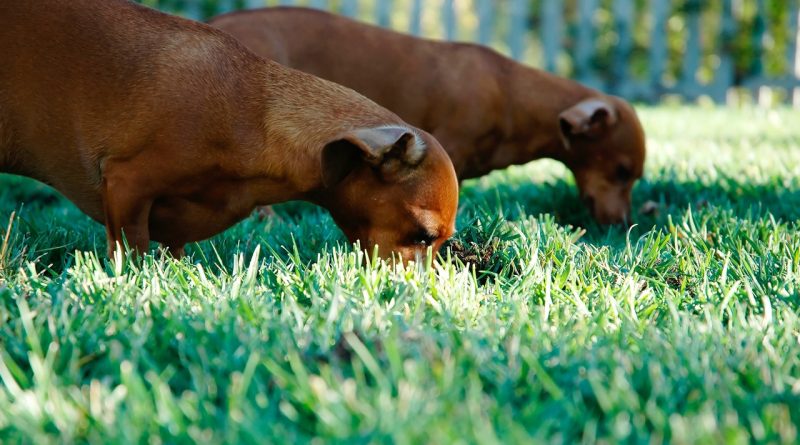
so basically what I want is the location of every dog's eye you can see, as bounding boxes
[615,165,633,182]
[411,230,438,246]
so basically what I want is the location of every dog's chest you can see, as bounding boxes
[148,178,256,244]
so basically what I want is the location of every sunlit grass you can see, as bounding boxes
[0,106,799,443]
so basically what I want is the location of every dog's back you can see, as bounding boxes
[210,8,487,124]
[0,0,267,213]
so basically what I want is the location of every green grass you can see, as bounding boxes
[1,106,799,444]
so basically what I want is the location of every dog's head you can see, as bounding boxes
[557,96,646,225]
[318,126,458,263]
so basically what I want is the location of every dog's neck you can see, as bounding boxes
[244,62,403,205]
[211,65,323,208]
[487,61,598,170]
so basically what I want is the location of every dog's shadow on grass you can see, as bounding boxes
[459,174,800,248]
[1,171,799,275]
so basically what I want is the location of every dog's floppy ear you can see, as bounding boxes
[321,126,426,186]
[558,98,618,148]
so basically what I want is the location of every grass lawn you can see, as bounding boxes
[0,106,799,443]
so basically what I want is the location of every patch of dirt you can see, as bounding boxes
[448,237,500,272]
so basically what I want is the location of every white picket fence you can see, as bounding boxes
[148,0,800,106]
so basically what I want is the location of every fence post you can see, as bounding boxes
[183,0,202,19]
[787,0,799,70]
[679,0,702,99]
[244,0,266,8]
[443,0,457,40]
[750,0,767,79]
[409,0,422,36]
[508,0,529,60]
[541,0,562,73]
[476,0,494,45]
[575,0,601,89]
[791,1,800,106]
[647,0,669,101]
[340,0,358,17]
[215,0,235,13]
[376,0,393,27]
[610,0,635,97]
[711,0,736,103]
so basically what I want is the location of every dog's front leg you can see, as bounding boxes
[102,169,155,258]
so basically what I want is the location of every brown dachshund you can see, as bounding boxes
[210,7,646,224]
[0,0,458,261]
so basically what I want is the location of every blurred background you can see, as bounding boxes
[139,0,800,106]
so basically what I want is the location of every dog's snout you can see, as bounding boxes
[582,192,633,226]
[610,212,632,227]
[596,206,631,226]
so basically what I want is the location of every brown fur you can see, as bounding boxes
[0,0,458,261]
[210,7,647,224]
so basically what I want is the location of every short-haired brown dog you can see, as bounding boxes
[210,7,647,225]
[0,0,458,261]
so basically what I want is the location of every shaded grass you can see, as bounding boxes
[0,106,799,443]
